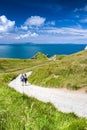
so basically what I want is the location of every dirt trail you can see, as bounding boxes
[8,72,87,118]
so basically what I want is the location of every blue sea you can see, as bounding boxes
[0,43,86,59]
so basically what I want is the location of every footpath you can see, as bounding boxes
[8,72,87,118]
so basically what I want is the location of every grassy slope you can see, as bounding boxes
[29,50,87,89]
[0,74,87,130]
[32,52,48,60]
[0,52,87,129]
[0,57,49,74]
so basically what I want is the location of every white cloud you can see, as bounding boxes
[75,15,80,18]
[24,16,46,26]
[74,5,87,12]
[46,27,87,36]
[0,35,3,38]
[0,15,15,33]
[30,32,38,37]
[74,8,79,12]
[1,15,87,44]
[1,27,87,44]
[15,31,38,40]
[46,21,55,26]
[21,25,28,30]
[16,34,29,39]
[80,18,87,23]
[83,5,87,11]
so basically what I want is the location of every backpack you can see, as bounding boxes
[20,74,24,81]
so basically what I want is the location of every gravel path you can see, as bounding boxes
[8,72,87,118]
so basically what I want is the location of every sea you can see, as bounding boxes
[0,43,86,59]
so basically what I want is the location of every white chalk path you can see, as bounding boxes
[8,72,87,118]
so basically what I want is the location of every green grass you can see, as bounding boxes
[50,54,66,60]
[32,52,48,60]
[29,50,87,90]
[0,57,50,74]
[0,51,87,129]
[0,74,87,130]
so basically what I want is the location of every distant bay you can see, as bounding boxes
[0,43,86,59]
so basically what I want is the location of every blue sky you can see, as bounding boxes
[0,0,87,43]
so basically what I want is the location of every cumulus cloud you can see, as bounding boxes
[24,16,46,26]
[0,15,87,44]
[0,15,15,33]
[21,25,28,30]
[15,31,38,40]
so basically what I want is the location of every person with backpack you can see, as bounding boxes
[24,73,28,85]
[20,73,25,86]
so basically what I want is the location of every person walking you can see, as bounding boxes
[20,73,25,86]
[24,73,28,85]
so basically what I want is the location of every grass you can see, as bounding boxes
[0,57,50,74]
[32,52,48,60]
[0,51,87,129]
[29,50,87,90]
[0,74,87,130]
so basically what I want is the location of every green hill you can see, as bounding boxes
[32,52,48,60]
[0,51,87,90]
[0,57,48,74]
[29,50,87,90]
[0,51,87,129]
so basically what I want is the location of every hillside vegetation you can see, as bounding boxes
[0,73,87,130]
[32,52,48,60]
[0,51,87,129]
[29,50,87,90]
[0,56,49,74]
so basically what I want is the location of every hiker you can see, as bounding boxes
[24,73,28,85]
[20,74,25,86]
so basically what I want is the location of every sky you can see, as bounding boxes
[0,0,87,44]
